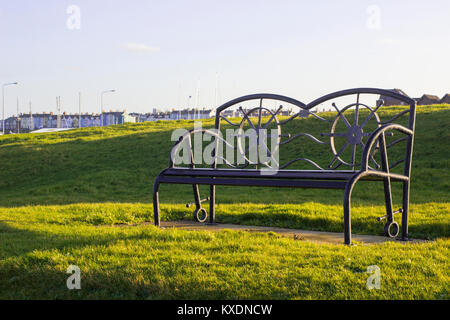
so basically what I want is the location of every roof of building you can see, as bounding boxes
[440,94,450,103]
[388,88,410,97]
[420,94,440,100]
[379,89,410,104]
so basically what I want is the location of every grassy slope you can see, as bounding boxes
[0,105,448,238]
[0,105,448,299]
[0,211,448,299]
[0,105,448,206]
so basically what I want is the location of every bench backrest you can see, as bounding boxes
[212,88,416,173]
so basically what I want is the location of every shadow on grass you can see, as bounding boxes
[214,211,449,240]
[1,221,448,300]
[0,222,184,299]
[1,222,317,299]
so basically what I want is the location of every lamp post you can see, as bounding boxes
[100,89,116,127]
[16,97,20,134]
[186,95,192,120]
[78,92,82,128]
[2,82,18,134]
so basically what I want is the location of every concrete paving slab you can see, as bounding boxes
[160,220,426,245]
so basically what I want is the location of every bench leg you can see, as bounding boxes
[343,187,352,245]
[209,185,215,224]
[153,178,161,227]
[192,184,201,208]
[343,173,365,245]
[401,181,410,240]
[383,177,394,223]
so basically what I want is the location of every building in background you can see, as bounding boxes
[440,94,450,104]
[221,109,239,118]
[128,112,143,122]
[380,89,410,106]
[101,110,136,126]
[169,108,215,120]
[7,91,449,134]
[417,94,441,105]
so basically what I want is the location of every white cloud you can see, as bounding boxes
[120,42,160,53]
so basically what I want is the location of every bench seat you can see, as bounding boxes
[161,167,409,183]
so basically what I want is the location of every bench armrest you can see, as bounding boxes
[361,123,414,172]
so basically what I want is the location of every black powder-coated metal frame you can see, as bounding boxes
[153,88,416,245]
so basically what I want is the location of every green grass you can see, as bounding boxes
[0,204,448,299]
[0,104,448,299]
[0,104,448,207]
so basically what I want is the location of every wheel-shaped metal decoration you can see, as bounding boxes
[384,221,399,238]
[325,100,382,170]
[237,106,281,169]
[194,207,208,223]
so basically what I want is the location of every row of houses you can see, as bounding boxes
[415,94,450,105]
[1,111,136,134]
[0,108,220,134]
[381,89,450,106]
[221,108,297,118]
[0,103,334,134]
[128,107,297,122]
[128,108,216,122]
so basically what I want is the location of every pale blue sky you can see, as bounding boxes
[0,0,449,115]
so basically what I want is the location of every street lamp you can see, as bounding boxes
[2,82,18,134]
[186,95,192,120]
[100,89,116,127]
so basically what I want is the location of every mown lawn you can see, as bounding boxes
[0,104,448,299]
[0,204,448,299]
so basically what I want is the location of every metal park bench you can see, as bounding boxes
[153,88,416,245]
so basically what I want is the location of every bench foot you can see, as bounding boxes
[188,184,209,223]
[384,221,399,238]
[193,207,208,223]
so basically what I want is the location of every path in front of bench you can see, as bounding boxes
[160,221,426,245]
